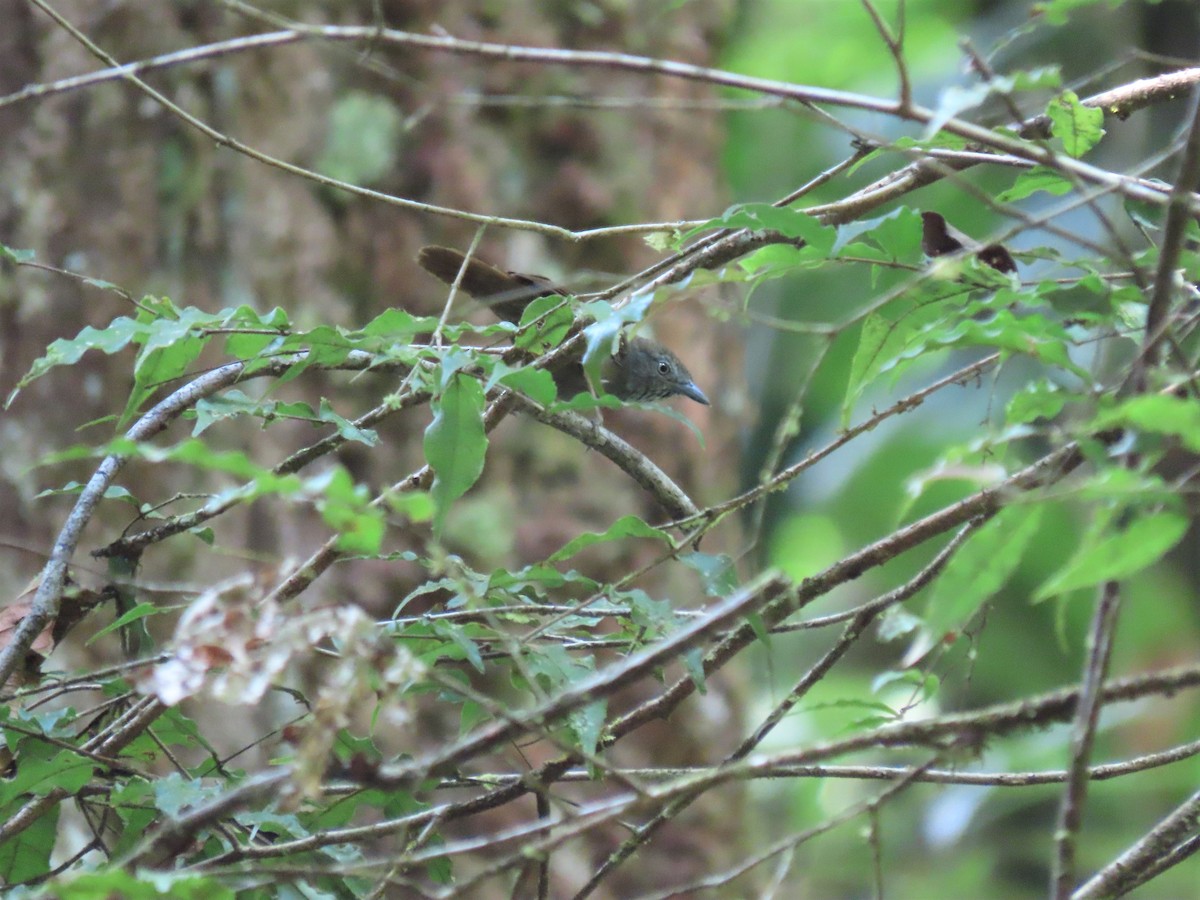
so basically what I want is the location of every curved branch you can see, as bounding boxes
[0,363,248,690]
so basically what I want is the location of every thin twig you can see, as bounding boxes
[1051,580,1123,898]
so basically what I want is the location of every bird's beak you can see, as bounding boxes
[679,381,710,406]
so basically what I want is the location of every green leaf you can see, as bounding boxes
[8,317,144,405]
[192,390,266,434]
[997,166,1075,202]
[926,67,1061,135]
[44,870,235,900]
[622,588,674,637]
[36,482,139,505]
[361,307,439,340]
[0,741,93,808]
[503,366,559,405]
[316,398,379,446]
[681,647,708,694]
[569,700,607,756]
[423,374,488,536]
[679,551,739,597]
[684,203,836,252]
[844,299,1088,424]
[278,325,354,382]
[387,491,435,523]
[848,132,969,175]
[525,644,593,693]
[460,699,488,735]
[1047,90,1105,158]
[514,294,574,353]
[0,243,36,264]
[1034,0,1124,27]
[842,287,961,424]
[86,602,159,646]
[120,310,214,427]
[548,515,671,563]
[580,292,655,385]
[155,774,225,817]
[0,800,56,884]
[877,607,923,641]
[737,243,821,278]
[923,505,1044,639]
[1007,380,1068,425]
[1035,510,1188,600]
[871,670,939,705]
[1093,394,1200,453]
[431,621,485,673]
[313,468,386,555]
[833,207,923,263]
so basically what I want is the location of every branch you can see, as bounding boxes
[507,394,699,520]
[1142,86,1200,372]
[1051,580,1123,898]
[0,363,248,690]
[194,666,1200,869]
[21,6,1200,244]
[1073,786,1200,899]
[571,517,985,896]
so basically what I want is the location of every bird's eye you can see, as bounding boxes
[657,361,671,375]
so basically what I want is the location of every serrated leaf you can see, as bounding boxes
[845,300,1088,424]
[679,551,739,597]
[0,742,93,807]
[623,588,674,635]
[276,325,354,384]
[316,398,378,446]
[681,647,707,694]
[924,505,1044,639]
[120,326,209,428]
[569,700,607,757]
[361,307,438,340]
[842,288,962,425]
[1047,90,1105,158]
[1007,380,1068,425]
[431,620,485,672]
[492,365,558,406]
[684,203,836,252]
[0,800,56,884]
[515,294,574,353]
[548,515,671,563]
[192,390,265,435]
[737,243,818,277]
[423,374,488,536]
[155,774,225,818]
[926,67,1061,135]
[1035,510,1188,600]
[997,166,1075,202]
[1093,394,1200,452]
[8,317,145,405]
[833,207,923,262]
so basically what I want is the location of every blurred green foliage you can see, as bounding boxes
[719,1,1200,897]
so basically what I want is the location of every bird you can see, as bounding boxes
[416,246,708,406]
